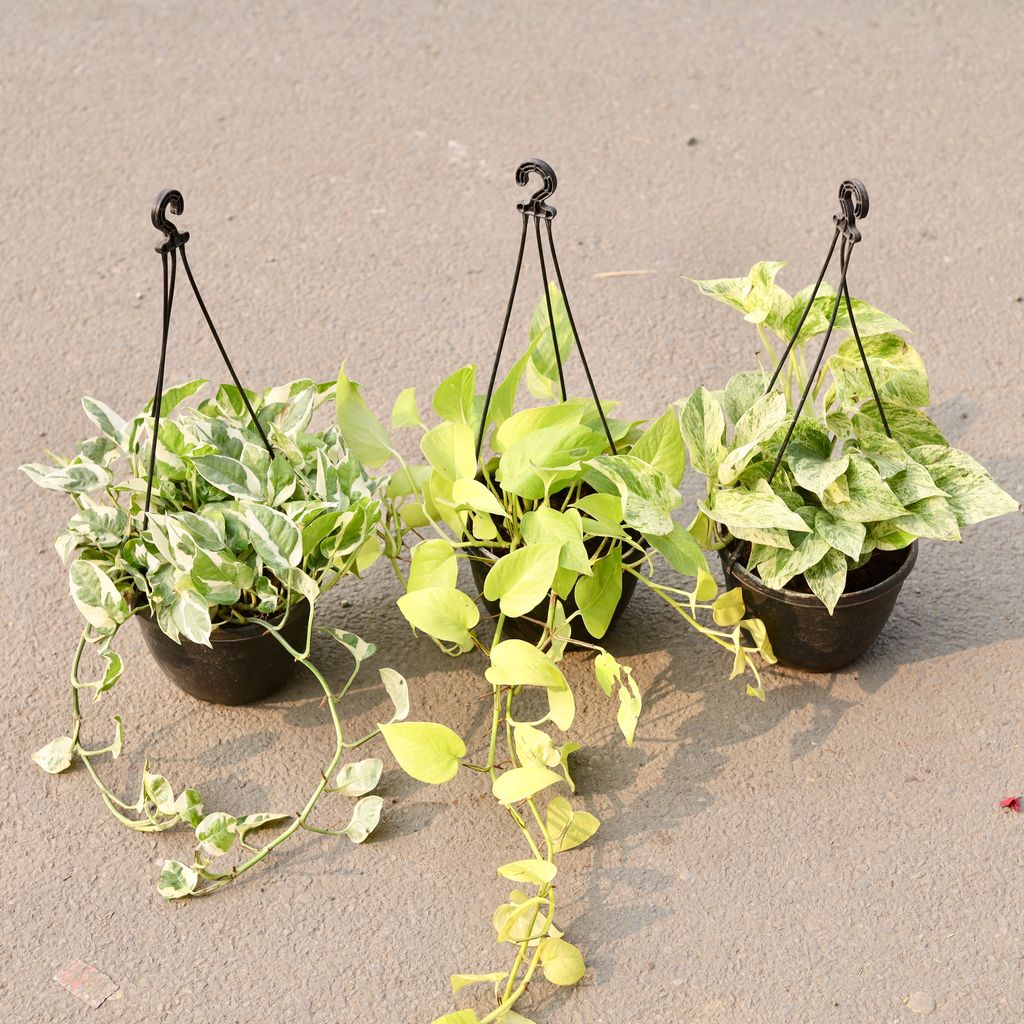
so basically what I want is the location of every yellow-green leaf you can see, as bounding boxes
[485,639,567,689]
[483,543,561,618]
[379,721,466,784]
[538,937,586,986]
[546,796,600,852]
[407,539,458,592]
[397,586,479,647]
[492,766,563,804]
[712,587,745,626]
[498,859,557,885]
[336,365,393,468]
[450,973,507,996]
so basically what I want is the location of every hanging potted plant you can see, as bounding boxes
[681,194,1017,670]
[330,160,775,1024]
[22,376,412,897]
[21,190,411,898]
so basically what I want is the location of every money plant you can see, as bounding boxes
[334,287,774,1024]
[22,377,411,898]
[682,261,1018,610]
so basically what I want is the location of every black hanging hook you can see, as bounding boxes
[152,188,190,253]
[516,159,558,220]
[834,178,869,244]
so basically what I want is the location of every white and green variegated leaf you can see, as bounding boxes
[717,390,789,486]
[343,795,384,843]
[785,429,849,497]
[892,495,962,541]
[66,507,128,549]
[69,559,128,630]
[21,460,112,494]
[813,510,867,561]
[379,667,410,722]
[585,454,680,536]
[911,445,1018,527]
[146,379,207,417]
[822,456,907,523]
[195,812,237,857]
[193,454,266,501]
[723,369,771,425]
[676,387,727,479]
[690,261,791,330]
[192,549,254,605]
[853,403,947,449]
[32,736,75,774]
[171,586,213,646]
[757,521,832,590]
[157,860,198,900]
[335,758,383,797]
[702,482,810,534]
[828,333,929,410]
[245,505,302,574]
[82,396,127,443]
[803,546,849,614]
[321,628,376,665]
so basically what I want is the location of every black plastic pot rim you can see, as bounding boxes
[720,541,918,610]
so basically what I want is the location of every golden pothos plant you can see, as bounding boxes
[334,287,775,1023]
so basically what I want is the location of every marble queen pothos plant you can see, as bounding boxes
[335,287,775,1024]
[22,378,410,898]
[682,261,1018,609]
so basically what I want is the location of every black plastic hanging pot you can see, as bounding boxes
[719,542,917,673]
[136,600,312,705]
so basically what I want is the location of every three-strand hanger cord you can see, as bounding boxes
[143,189,272,525]
[765,178,892,485]
[475,159,617,461]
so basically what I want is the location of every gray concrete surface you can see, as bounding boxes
[2,2,1022,1022]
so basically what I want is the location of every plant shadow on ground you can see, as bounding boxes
[514,507,1021,1019]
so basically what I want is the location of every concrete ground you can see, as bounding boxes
[2,2,1022,1022]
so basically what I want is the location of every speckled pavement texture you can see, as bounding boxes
[2,3,1022,1022]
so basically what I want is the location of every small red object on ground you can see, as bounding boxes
[999,796,1020,814]
[54,959,119,1008]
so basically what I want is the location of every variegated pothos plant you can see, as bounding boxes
[681,261,1018,611]
[23,377,410,897]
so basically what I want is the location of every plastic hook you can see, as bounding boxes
[152,188,190,253]
[515,159,558,219]
[834,178,869,244]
